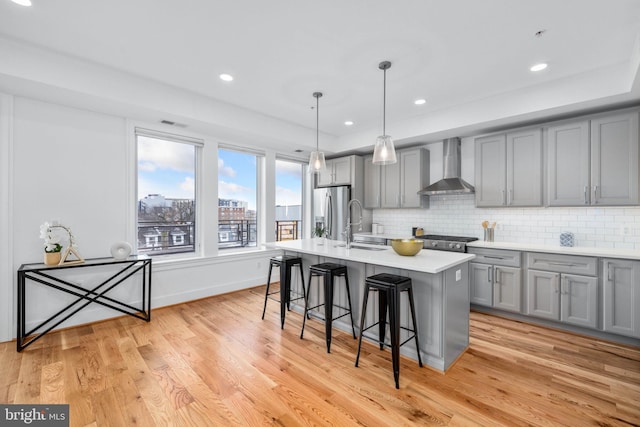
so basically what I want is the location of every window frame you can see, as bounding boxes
[217,144,263,252]
[134,126,203,259]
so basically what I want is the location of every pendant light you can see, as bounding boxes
[308,91,327,174]
[372,61,397,165]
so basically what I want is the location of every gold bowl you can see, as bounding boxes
[391,239,423,256]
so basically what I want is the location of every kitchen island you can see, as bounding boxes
[268,239,475,372]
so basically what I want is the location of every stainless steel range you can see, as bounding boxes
[415,234,478,253]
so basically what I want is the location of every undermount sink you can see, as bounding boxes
[334,244,387,251]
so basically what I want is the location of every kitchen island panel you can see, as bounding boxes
[271,241,472,372]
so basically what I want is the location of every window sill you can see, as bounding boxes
[147,246,281,272]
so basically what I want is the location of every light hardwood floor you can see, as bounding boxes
[1,285,639,426]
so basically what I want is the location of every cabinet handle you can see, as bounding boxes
[546,261,576,267]
[507,189,513,206]
[488,266,492,283]
[554,274,560,294]
[502,189,506,205]
[485,255,505,260]
[592,185,598,204]
[607,263,614,282]
[584,186,589,205]
[561,276,567,295]
[495,267,501,284]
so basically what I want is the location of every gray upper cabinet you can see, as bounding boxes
[316,156,353,187]
[379,147,429,209]
[400,148,429,208]
[547,110,639,206]
[603,259,640,338]
[475,134,506,207]
[380,160,401,208]
[507,129,543,206]
[591,112,639,205]
[363,155,381,209]
[475,129,542,207]
[547,121,590,206]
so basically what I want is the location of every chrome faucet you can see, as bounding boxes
[345,198,363,249]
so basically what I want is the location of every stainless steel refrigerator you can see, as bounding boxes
[313,185,351,241]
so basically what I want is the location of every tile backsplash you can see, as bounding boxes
[373,194,640,250]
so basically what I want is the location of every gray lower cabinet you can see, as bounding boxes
[526,253,598,329]
[603,259,640,338]
[527,269,598,329]
[469,248,521,313]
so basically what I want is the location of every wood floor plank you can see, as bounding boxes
[1,285,639,426]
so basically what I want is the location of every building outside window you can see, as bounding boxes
[136,130,199,256]
[275,159,303,241]
[218,148,258,249]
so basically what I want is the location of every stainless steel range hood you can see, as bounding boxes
[418,137,474,195]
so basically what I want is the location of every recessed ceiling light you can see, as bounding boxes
[344,121,354,126]
[11,0,32,6]
[414,99,427,105]
[219,73,234,82]
[530,63,548,72]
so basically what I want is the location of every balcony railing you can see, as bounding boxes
[138,219,300,254]
[219,219,257,249]
[276,220,300,241]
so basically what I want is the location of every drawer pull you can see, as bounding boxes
[545,261,576,267]
[485,255,505,260]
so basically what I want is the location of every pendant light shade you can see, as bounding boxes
[308,91,327,174]
[372,61,397,165]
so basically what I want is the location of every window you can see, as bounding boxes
[275,159,303,241]
[136,130,198,256]
[218,148,258,249]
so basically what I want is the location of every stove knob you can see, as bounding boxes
[448,243,455,249]
[455,244,462,249]
[431,241,438,247]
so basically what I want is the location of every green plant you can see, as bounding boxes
[313,224,326,238]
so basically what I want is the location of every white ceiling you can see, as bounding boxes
[1,0,639,154]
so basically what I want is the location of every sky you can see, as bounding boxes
[138,137,302,212]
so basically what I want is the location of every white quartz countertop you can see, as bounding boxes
[267,239,475,274]
[468,241,640,260]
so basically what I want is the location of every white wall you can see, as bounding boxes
[374,139,640,249]
[1,95,279,342]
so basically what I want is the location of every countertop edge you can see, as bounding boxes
[267,240,475,274]
[468,241,640,260]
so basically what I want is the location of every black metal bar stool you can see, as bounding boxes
[261,255,305,329]
[300,262,356,352]
[355,273,423,389]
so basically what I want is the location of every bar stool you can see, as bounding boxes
[261,255,305,329]
[300,262,356,353]
[355,273,423,389]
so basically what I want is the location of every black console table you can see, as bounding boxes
[17,255,152,352]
